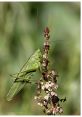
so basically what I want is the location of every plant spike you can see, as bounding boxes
[41,27,50,80]
[34,27,65,115]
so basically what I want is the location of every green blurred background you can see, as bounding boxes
[0,2,80,115]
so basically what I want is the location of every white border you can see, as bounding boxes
[0,0,81,2]
[0,115,80,117]
[81,0,82,116]
[0,1,81,117]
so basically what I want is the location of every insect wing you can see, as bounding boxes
[7,73,33,101]
[7,49,42,101]
[7,81,26,101]
[12,49,42,78]
[18,49,42,74]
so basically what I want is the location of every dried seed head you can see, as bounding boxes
[44,27,50,34]
[46,109,52,115]
[52,107,56,115]
[34,27,64,115]
[38,102,43,106]
[34,96,38,100]
[44,94,49,101]
[59,107,63,113]
[51,95,59,104]
[51,92,57,96]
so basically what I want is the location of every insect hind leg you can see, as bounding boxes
[14,77,31,83]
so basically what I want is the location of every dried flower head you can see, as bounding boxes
[34,27,66,115]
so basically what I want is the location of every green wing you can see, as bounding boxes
[7,49,42,101]
[11,49,42,78]
[7,73,33,101]
[7,78,28,101]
